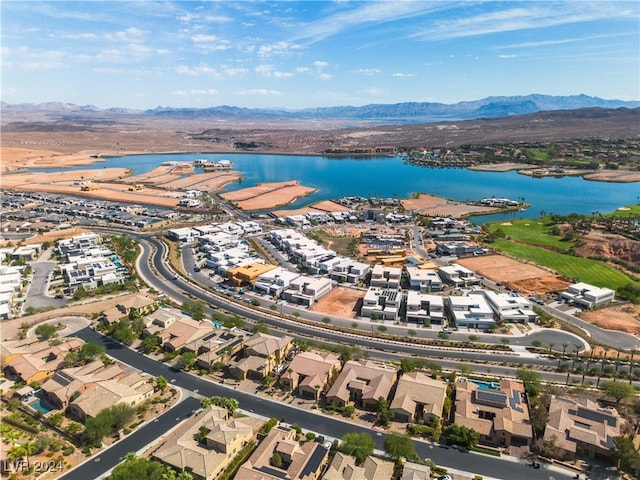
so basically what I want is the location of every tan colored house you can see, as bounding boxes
[143,307,183,329]
[187,329,245,372]
[235,425,328,480]
[153,405,253,480]
[150,316,213,352]
[67,370,153,421]
[400,462,431,480]
[390,372,447,423]
[454,379,533,449]
[228,333,293,381]
[543,395,623,461]
[280,351,341,400]
[323,452,395,480]
[99,293,158,325]
[2,338,83,385]
[40,360,125,409]
[325,360,397,410]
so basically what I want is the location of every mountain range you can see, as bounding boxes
[2,94,639,124]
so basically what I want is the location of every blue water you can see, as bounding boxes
[471,380,500,390]
[28,396,54,414]
[32,153,639,224]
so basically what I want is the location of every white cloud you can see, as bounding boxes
[106,27,147,42]
[233,89,283,97]
[359,86,385,95]
[172,89,219,96]
[296,66,311,73]
[314,60,329,69]
[255,64,293,78]
[175,64,222,79]
[192,34,230,51]
[354,68,381,75]
[319,73,333,80]
[258,41,297,57]
[499,54,517,59]
[391,72,415,77]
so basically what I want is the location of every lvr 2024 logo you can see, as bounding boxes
[1,459,64,474]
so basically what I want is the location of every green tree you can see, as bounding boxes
[179,351,197,370]
[516,368,542,396]
[156,376,168,391]
[35,323,58,340]
[271,452,283,468]
[340,432,375,465]
[611,436,640,476]
[182,300,207,321]
[384,432,416,463]
[376,397,394,428]
[400,358,416,374]
[251,319,270,334]
[80,342,105,362]
[110,455,182,480]
[600,381,636,403]
[442,424,479,449]
[141,335,159,354]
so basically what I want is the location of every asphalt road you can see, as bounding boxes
[70,327,573,480]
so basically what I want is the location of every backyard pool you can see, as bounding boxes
[27,395,54,415]
[470,380,500,390]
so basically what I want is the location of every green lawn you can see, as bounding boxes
[491,239,637,290]
[609,204,640,218]
[486,218,573,251]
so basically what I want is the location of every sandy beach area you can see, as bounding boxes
[401,193,498,218]
[219,180,317,211]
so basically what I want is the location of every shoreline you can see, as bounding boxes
[4,146,638,184]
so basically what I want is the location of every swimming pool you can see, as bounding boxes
[470,380,500,390]
[27,394,55,414]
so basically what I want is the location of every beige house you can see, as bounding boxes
[40,360,125,409]
[3,338,83,385]
[543,395,623,461]
[390,372,447,423]
[279,351,341,400]
[454,379,533,449]
[187,329,245,372]
[235,425,328,480]
[67,370,153,421]
[148,316,213,352]
[325,360,397,410]
[400,462,431,480]
[99,293,158,325]
[228,333,293,380]
[323,452,395,480]
[153,405,253,480]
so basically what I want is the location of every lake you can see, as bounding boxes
[46,152,640,224]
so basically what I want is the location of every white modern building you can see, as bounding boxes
[405,291,445,324]
[406,266,443,292]
[370,264,402,289]
[447,292,495,329]
[253,267,301,296]
[315,256,371,284]
[282,275,332,307]
[438,264,480,287]
[560,282,615,309]
[361,287,402,322]
[483,291,537,323]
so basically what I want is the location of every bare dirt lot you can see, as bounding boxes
[457,254,571,294]
[311,287,365,318]
[219,180,317,210]
[401,193,498,218]
[578,303,640,336]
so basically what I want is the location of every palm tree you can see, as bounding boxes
[570,344,581,374]
[559,342,569,369]
[629,348,637,385]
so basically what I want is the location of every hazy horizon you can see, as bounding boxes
[2,1,639,110]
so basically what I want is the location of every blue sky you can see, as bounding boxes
[2,1,639,109]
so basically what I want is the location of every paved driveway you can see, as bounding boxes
[23,260,67,311]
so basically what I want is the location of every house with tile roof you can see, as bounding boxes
[454,379,533,449]
[323,452,395,480]
[390,372,447,424]
[3,338,83,385]
[235,425,328,480]
[543,395,623,461]
[326,360,397,410]
[153,405,254,480]
[279,351,341,400]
